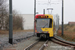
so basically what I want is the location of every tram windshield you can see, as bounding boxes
[36,19,50,28]
[36,18,52,32]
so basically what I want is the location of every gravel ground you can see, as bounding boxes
[3,36,39,50]
[44,41,73,50]
[30,41,45,50]
[1,32,75,50]
[0,32,34,50]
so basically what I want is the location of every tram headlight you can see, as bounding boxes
[35,30,37,32]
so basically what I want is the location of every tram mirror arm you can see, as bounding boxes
[35,20,37,22]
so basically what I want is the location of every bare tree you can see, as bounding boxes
[13,10,24,30]
[0,0,24,30]
[0,0,8,30]
[5,10,24,30]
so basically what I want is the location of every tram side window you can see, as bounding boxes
[49,19,52,28]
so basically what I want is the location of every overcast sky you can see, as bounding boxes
[7,0,75,24]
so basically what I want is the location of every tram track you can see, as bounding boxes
[24,40,48,50]
[24,36,75,50]
[51,37,75,49]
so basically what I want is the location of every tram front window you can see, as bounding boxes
[36,19,51,32]
[36,19,50,28]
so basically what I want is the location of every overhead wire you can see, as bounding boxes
[36,0,61,5]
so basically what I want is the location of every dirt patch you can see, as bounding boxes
[0,30,34,34]
[13,30,34,32]
[0,30,9,34]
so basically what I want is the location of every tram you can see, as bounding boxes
[34,14,55,38]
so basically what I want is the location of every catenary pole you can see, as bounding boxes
[62,0,64,36]
[9,0,13,44]
[34,0,36,35]
[43,9,45,14]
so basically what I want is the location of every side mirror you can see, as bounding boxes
[35,20,37,22]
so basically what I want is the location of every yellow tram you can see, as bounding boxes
[35,14,55,38]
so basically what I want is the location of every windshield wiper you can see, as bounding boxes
[42,23,48,28]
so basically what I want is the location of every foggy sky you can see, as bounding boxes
[7,0,75,24]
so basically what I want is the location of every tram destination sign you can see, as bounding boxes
[38,16,49,18]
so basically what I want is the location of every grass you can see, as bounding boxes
[57,24,75,42]
[57,30,75,42]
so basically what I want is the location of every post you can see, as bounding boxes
[36,12,38,14]
[62,0,64,36]
[34,0,36,35]
[43,9,45,14]
[9,0,13,44]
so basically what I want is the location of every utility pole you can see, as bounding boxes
[34,0,36,35]
[9,0,13,44]
[62,0,64,36]
[43,9,45,14]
